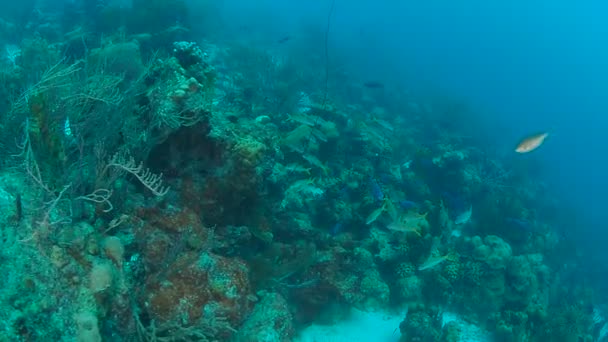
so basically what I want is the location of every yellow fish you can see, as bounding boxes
[515,132,549,153]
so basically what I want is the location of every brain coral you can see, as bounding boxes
[473,235,512,270]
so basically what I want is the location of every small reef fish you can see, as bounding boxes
[387,219,422,237]
[285,163,311,175]
[399,200,419,210]
[277,36,291,44]
[302,154,330,174]
[385,198,398,222]
[286,113,318,127]
[418,254,449,271]
[330,222,343,236]
[64,117,72,137]
[454,205,472,225]
[371,117,394,131]
[363,81,384,89]
[505,217,532,231]
[386,211,427,236]
[389,164,403,181]
[367,198,399,225]
[366,201,386,225]
[442,191,467,215]
[515,132,549,153]
[369,177,384,202]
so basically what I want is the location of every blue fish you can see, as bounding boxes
[442,191,467,214]
[338,185,350,199]
[330,222,343,236]
[505,217,532,231]
[378,172,393,183]
[399,200,419,210]
[369,177,384,202]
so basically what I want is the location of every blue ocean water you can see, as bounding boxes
[215,0,608,193]
[215,0,608,272]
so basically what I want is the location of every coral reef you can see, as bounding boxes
[238,292,294,342]
[0,1,597,341]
